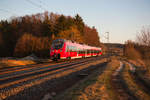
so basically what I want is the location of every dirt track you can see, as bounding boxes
[127,62,150,95]
[111,62,138,100]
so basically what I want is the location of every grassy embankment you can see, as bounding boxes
[54,57,120,100]
[127,59,150,87]
[123,61,150,100]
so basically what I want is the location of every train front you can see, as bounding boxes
[50,39,65,60]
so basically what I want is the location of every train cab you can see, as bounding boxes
[50,39,65,60]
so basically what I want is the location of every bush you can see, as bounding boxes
[124,40,141,59]
[124,47,141,59]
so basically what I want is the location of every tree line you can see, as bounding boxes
[124,27,150,60]
[0,11,101,57]
[124,27,150,70]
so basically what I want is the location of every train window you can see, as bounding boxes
[67,46,70,52]
[79,50,81,54]
[70,46,73,52]
[72,46,76,52]
[79,49,83,54]
[78,48,80,54]
[83,50,85,54]
[88,50,90,54]
[66,45,77,52]
[82,50,85,54]
[52,40,64,50]
[66,46,69,52]
[85,50,87,54]
[86,50,88,54]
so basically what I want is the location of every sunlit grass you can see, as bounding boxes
[0,59,35,69]
[123,62,150,100]
[54,58,120,100]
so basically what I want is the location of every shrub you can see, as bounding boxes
[124,40,141,59]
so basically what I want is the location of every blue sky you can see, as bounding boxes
[0,0,150,43]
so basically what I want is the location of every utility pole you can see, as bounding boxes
[104,32,111,61]
[101,31,110,57]
[105,32,109,43]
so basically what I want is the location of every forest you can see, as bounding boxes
[0,11,101,57]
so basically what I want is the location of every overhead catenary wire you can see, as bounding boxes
[38,0,48,9]
[25,0,46,11]
[0,8,17,15]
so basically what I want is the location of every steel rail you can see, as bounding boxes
[0,57,102,88]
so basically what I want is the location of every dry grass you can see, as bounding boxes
[0,59,35,69]
[54,57,120,100]
[128,59,146,68]
[104,58,120,100]
[128,59,150,83]
[123,62,150,100]
[125,47,141,60]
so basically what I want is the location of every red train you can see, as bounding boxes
[50,39,102,60]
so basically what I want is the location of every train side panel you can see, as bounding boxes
[50,39,102,60]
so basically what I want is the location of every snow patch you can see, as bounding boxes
[21,54,38,60]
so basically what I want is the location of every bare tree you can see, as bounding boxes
[136,26,150,46]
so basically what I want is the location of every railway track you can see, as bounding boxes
[0,56,106,100]
[0,57,101,85]
[0,59,72,73]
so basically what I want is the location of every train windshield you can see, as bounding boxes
[52,40,64,50]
